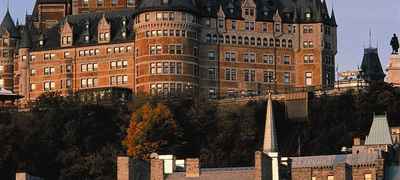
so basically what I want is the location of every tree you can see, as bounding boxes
[123,103,178,159]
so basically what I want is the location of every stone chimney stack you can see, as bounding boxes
[151,159,164,180]
[185,158,200,177]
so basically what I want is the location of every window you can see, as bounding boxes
[264,71,274,83]
[283,56,290,65]
[83,0,89,6]
[208,51,216,61]
[208,68,216,80]
[304,55,314,64]
[244,52,256,63]
[44,81,56,91]
[224,51,236,62]
[30,69,36,76]
[263,55,274,64]
[112,0,118,5]
[44,53,55,60]
[303,25,313,33]
[81,63,98,72]
[327,176,334,180]
[288,40,293,48]
[224,68,236,81]
[275,23,281,32]
[169,44,183,54]
[111,75,128,85]
[244,70,256,82]
[97,0,104,6]
[81,78,97,88]
[150,45,162,55]
[66,65,72,73]
[44,67,55,75]
[262,23,268,32]
[150,62,182,75]
[30,84,36,91]
[231,20,237,30]
[284,72,290,84]
[245,21,255,31]
[311,177,316,180]
[0,65,3,74]
[193,47,198,56]
[364,174,372,180]
[208,88,216,99]
[218,18,224,29]
[303,41,313,48]
[127,0,134,6]
[305,72,313,86]
[0,79,3,88]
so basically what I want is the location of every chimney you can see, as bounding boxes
[151,159,164,180]
[254,151,270,180]
[185,158,200,177]
[117,156,131,180]
[353,137,361,146]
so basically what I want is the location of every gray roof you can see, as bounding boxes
[0,10,19,38]
[365,115,393,145]
[166,167,254,180]
[291,153,381,168]
[361,48,386,81]
[137,0,199,14]
[28,10,135,51]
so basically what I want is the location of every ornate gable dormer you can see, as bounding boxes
[273,10,282,33]
[60,20,73,47]
[98,14,111,43]
[241,0,256,20]
[217,5,226,31]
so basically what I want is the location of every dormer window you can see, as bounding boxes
[264,11,268,16]
[122,20,127,26]
[39,40,44,46]
[250,9,255,16]
[305,12,312,19]
[122,32,127,38]
[245,8,249,16]
[85,35,90,42]
[229,8,234,14]
[162,0,169,5]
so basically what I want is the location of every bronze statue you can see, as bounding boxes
[391,33,399,54]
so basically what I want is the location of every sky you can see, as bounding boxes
[1,0,400,71]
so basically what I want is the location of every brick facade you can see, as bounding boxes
[0,0,337,101]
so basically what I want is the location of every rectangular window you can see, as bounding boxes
[231,20,237,30]
[225,68,236,81]
[364,174,372,180]
[0,79,3,88]
[30,84,36,91]
[208,68,216,80]
[263,55,274,64]
[244,52,256,63]
[208,51,216,61]
[304,55,314,64]
[244,70,256,82]
[327,176,334,180]
[305,72,313,86]
[264,71,274,83]
[283,56,290,65]
[0,65,3,74]
[284,72,290,84]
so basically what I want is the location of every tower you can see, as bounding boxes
[263,93,280,180]
[0,9,18,91]
[360,47,385,82]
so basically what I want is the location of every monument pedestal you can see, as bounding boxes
[386,54,400,86]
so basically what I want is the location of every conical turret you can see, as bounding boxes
[0,10,18,38]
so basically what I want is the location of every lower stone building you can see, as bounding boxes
[117,95,400,180]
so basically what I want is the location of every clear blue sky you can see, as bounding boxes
[1,0,400,71]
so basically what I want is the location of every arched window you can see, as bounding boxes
[288,39,293,48]
[225,35,231,44]
[282,39,287,48]
[219,35,224,43]
[244,37,249,45]
[257,38,262,46]
[206,34,212,43]
[269,38,274,47]
[232,36,237,44]
[275,39,280,47]
[238,36,243,44]
[263,38,268,47]
[250,37,255,45]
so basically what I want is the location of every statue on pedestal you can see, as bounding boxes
[390,34,399,54]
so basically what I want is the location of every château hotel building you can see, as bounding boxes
[0,0,337,101]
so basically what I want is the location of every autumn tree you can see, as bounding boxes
[123,103,178,159]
